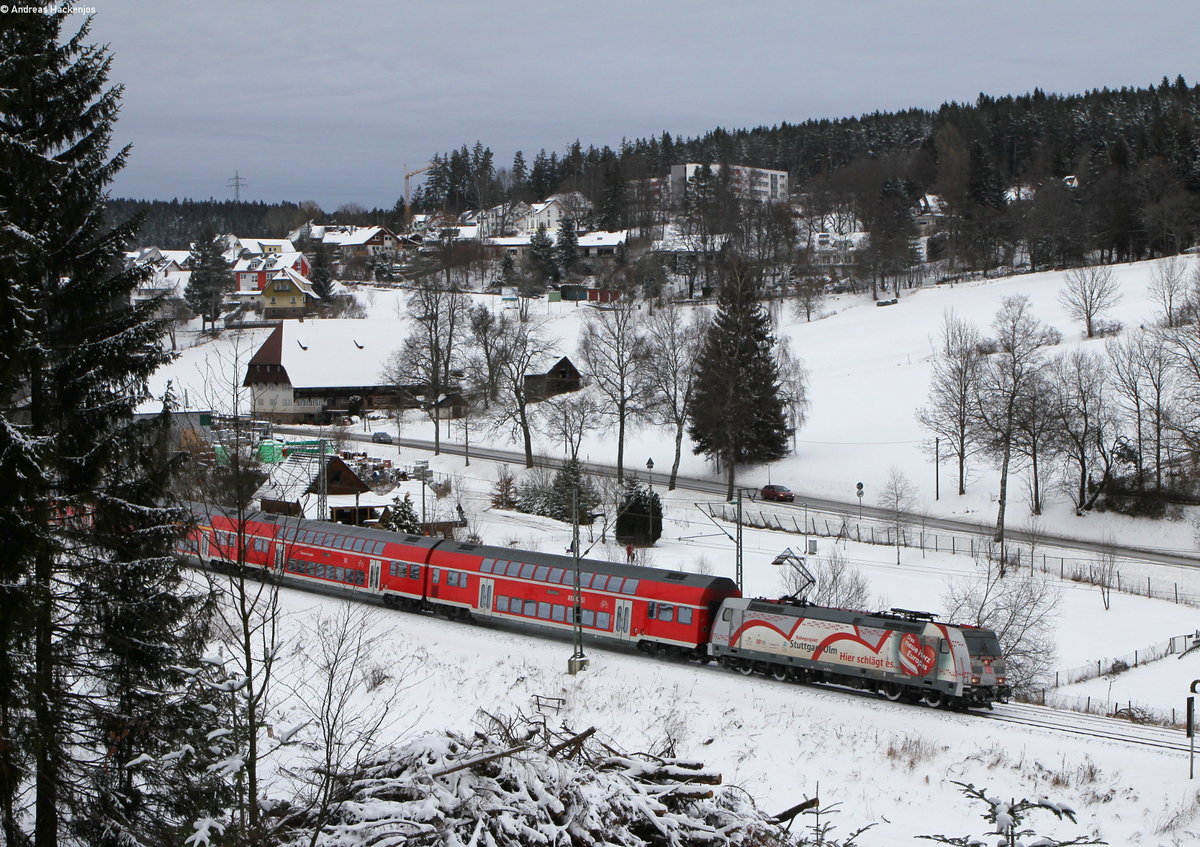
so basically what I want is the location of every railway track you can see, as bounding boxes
[983,701,1191,753]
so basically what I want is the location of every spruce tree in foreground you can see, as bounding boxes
[0,13,224,845]
[688,257,792,499]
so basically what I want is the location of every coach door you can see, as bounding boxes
[369,559,382,592]
[478,578,494,615]
[614,599,633,640]
[274,543,285,574]
[198,531,209,561]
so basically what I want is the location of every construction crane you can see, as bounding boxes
[403,162,433,230]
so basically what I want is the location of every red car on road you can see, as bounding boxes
[760,484,794,502]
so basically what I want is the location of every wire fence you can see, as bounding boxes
[704,503,1200,607]
[1050,632,1200,687]
[1018,688,1189,730]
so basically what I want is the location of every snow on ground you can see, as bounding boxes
[154,258,1200,843]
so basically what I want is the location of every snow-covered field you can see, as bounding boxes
[157,258,1200,843]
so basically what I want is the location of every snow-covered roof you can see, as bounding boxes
[246,318,409,390]
[318,225,388,246]
[577,230,628,248]
[239,237,296,254]
[651,223,729,252]
[233,251,306,274]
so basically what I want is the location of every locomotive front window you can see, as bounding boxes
[722,608,732,621]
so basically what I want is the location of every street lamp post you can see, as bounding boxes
[645,458,655,545]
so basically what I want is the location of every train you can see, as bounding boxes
[184,505,1010,710]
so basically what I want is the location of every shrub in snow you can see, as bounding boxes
[917,781,1105,847]
[283,715,801,846]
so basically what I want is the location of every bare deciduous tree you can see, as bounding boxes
[780,545,884,611]
[1090,539,1119,611]
[642,303,709,490]
[537,391,600,462]
[878,466,919,564]
[1058,264,1122,338]
[492,319,557,468]
[1049,349,1118,512]
[382,280,470,455]
[578,298,648,482]
[941,546,1061,695]
[973,295,1051,546]
[918,311,983,496]
[1149,255,1187,328]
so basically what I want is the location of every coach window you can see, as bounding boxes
[552,605,566,622]
[548,568,565,583]
[622,578,639,594]
[524,600,538,616]
[659,605,675,623]
[679,608,693,625]
[581,610,596,627]
[591,575,609,591]
[534,566,550,582]
[496,596,509,613]
[506,561,523,577]
[537,602,551,618]
[597,612,611,630]
[579,572,593,589]
[432,569,440,584]
[445,572,457,587]
[480,558,494,573]
[520,563,536,580]
[647,602,658,619]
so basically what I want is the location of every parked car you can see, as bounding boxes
[760,484,794,502]
[371,431,394,444]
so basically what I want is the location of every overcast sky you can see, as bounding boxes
[85,0,1196,211]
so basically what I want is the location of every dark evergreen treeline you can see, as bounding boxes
[104,197,406,249]
[420,76,1200,264]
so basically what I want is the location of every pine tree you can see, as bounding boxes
[687,259,792,499]
[598,167,627,231]
[185,227,232,330]
[379,493,422,535]
[613,477,663,546]
[0,14,224,844]
[309,240,335,300]
[527,224,558,285]
[556,218,579,279]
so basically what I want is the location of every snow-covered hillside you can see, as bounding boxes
[155,258,1200,844]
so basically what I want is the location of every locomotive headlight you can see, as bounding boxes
[971,675,980,684]
[997,676,1006,684]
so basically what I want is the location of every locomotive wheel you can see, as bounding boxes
[921,691,944,708]
[737,661,755,676]
[770,666,789,682]
[881,682,904,702]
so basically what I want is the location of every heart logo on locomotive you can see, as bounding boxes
[897,632,937,677]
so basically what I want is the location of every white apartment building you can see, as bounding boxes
[669,163,789,206]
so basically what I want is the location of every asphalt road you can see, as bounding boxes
[274,425,1200,571]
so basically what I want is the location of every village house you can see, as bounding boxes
[523,355,582,401]
[243,319,417,422]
